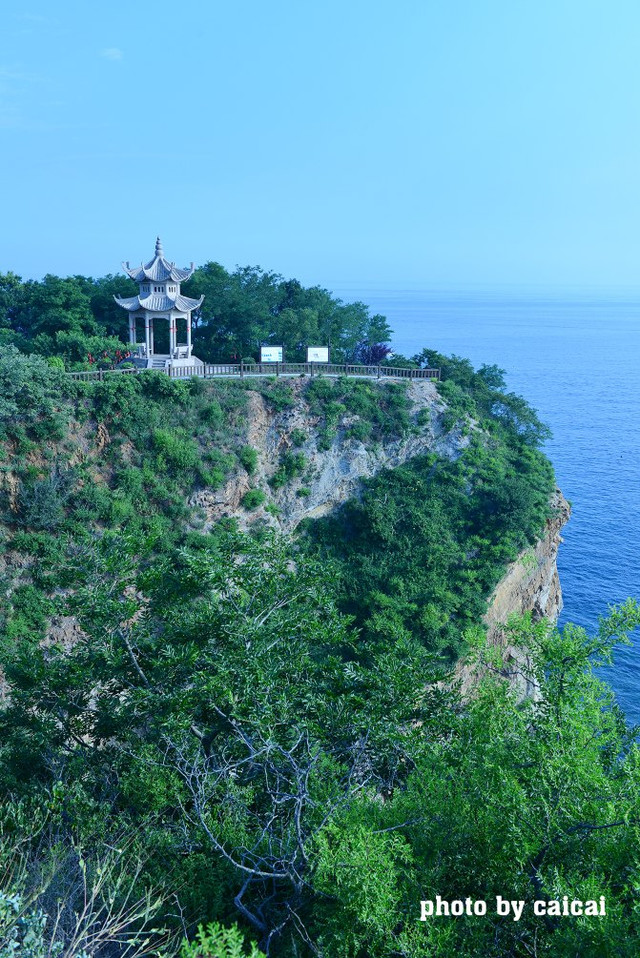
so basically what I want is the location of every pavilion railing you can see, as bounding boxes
[64,363,440,382]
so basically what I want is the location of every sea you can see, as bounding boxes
[331,285,640,724]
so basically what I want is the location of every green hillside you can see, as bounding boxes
[0,286,638,958]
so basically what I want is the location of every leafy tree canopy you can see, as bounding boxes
[0,265,391,368]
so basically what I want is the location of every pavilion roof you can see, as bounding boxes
[123,237,196,283]
[114,291,205,313]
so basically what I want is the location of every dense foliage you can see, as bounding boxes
[0,266,391,368]
[307,441,554,660]
[0,338,637,956]
[1,530,639,957]
[306,358,555,659]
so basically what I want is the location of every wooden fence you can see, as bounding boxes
[65,362,440,383]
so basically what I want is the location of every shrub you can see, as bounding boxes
[46,355,65,371]
[269,452,306,489]
[16,471,70,531]
[238,445,258,475]
[262,383,295,411]
[306,377,334,410]
[324,400,347,426]
[6,584,52,640]
[305,377,411,442]
[317,429,336,451]
[241,489,267,510]
[0,347,68,442]
[290,428,307,447]
[152,429,200,472]
[140,371,190,403]
[68,482,114,523]
[346,420,372,442]
[198,467,227,490]
[201,400,224,428]
[181,922,265,958]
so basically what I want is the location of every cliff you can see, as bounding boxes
[1,372,568,700]
[458,487,571,700]
[186,377,569,700]
[189,378,471,533]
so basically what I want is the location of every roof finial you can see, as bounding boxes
[155,236,163,257]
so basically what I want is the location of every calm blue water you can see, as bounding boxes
[333,286,640,723]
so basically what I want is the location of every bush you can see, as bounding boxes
[46,355,65,371]
[317,428,336,451]
[304,377,411,442]
[5,584,52,640]
[269,452,306,489]
[201,400,224,428]
[140,371,190,403]
[306,377,334,409]
[238,445,258,475]
[346,420,372,442]
[0,347,68,442]
[199,468,227,490]
[152,429,200,472]
[54,330,129,368]
[16,471,70,531]
[181,922,265,958]
[241,489,267,510]
[90,375,142,421]
[306,436,554,659]
[262,382,295,411]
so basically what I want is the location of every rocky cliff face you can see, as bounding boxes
[189,379,472,533]
[457,488,571,700]
[188,376,570,699]
[2,377,569,704]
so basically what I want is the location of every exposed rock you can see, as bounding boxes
[95,421,110,455]
[191,379,472,533]
[44,614,86,653]
[2,375,568,710]
[0,471,19,513]
[457,488,571,701]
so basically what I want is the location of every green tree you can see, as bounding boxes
[0,531,433,951]
[309,603,640,958]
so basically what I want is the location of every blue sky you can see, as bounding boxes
[3,0,640,290]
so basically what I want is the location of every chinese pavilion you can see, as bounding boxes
[114,238,204,369]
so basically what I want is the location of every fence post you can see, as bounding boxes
[377,366,381,379]
[240,361,244,379]
[276,362,280,377]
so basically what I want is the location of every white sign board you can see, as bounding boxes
[260,346,283,363]
[307,346,329,363]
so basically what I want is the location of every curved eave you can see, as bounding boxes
[114,293,205,313]
[122,264,145,282]
[122,257,195,283]
[176,293,204,311]
[114,294,143,312]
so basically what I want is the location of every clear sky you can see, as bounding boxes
[3,0,640,290]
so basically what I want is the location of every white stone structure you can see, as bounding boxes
[114,238,204,369]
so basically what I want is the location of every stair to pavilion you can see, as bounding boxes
[149,356,169,370]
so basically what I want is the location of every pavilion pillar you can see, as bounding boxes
[169,317,176,357]
[187,315,192,356]
[149,318,155,356]
[129,316,136,346]
[144,315,151,356]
